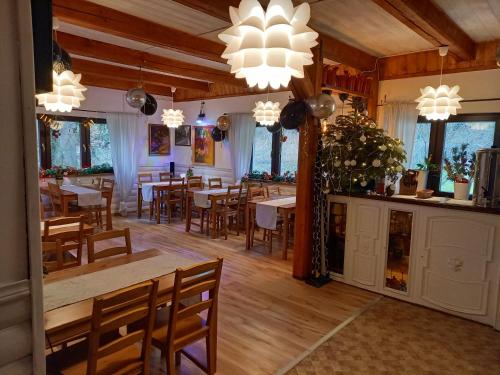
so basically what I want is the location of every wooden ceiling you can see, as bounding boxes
[52,0,500,101]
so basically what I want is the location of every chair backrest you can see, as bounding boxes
[167,259,223,352]
[224,185,242,209]
[43,215,85,266]
[208,177,223,190]
[87,228,132,263]
[248,186,266,200]
[91,177,102,188]
[159,172,172,181]
[42,240,64,272]
[266,185,281,197]
[100,178,115,192]
[168,178,185,199]
[86,279,159,375]
[48,183,63,213]
[187,176,203,190]
[138,173,153,185]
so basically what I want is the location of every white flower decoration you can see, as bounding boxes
[360,181,367,187]
[379,145,387,151]
[396,165,403,172]
[334,160,341,167]
[350,160,357,166]
[372,159,381,167]
[344,160,351,167]
[359,135,366,142]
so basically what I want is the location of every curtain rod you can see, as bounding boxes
[377,97,500,106]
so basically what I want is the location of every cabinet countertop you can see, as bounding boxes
[330,193,500,215]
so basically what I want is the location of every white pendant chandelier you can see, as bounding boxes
[253,100,280,126]
[218,0,318,90]
[415,46,462,120]
[162,87,184,128]
[35,70,87,113]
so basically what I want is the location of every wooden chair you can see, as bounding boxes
[265,185,281,197]
[214,185,242,239]
[187,176,203,190]
[208,178,222,190]
[94,178,115,228]
[42,240,65,273]
[152,258,223,375]
[87,228,132,263]
[248,186,266,201]
[138,173,153,217]
[46,279,159,375]
[162,178,185,223]
[159,172,172,181]
[187,176,208,232]
[43,216,85,268]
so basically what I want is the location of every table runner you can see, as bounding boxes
[256,196,296,230]
[62,185,102,207]
[43,253,195,312]
[141,181,182,202]
[193,188,228,208]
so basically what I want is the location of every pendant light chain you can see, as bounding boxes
[439,54,444,86]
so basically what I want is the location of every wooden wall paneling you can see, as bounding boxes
[52,0,226,63]
[290,45,323,280]
[378,40,499,80]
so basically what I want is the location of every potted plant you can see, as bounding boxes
[54,167,65,186]
[186,167,194,178]
[415,155,439,191]
[443,144,476,200]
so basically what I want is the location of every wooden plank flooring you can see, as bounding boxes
[108,216,379,374]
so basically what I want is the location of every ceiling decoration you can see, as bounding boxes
[162,87,184,128]
[253,101,281,126]
[218,0,319,89]
[35,70,87,113]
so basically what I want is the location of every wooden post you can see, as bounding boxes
[367,72,379,119]
[290,45,323,279]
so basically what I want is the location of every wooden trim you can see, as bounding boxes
[170,0,378,72]
[80,73,172,97]
[56,32,246,88]
[379,40,499,80]
[72,58,210,92]
[371,0,476,60]
[52,0,226,63]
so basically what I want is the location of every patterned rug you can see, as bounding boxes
[281,297,500,375]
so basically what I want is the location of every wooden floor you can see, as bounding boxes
[108,215,378,375]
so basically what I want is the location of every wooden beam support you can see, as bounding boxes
[72,58,210,92]
[171,0,378,72]
[57,33,247,88]
[81,73,172,97]
[290,45,323,280]
[52,0,225,63]
[379,40,499,80]
[371,0,476,60]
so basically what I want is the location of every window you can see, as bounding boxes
[250,125,299,175]
[410,113,499,195]
[37,115,112,169]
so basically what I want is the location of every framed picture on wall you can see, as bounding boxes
[175,125,191,146]
[148,123,171,156]
[192,126,215,166]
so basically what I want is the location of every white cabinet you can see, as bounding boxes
[326,195,500,329]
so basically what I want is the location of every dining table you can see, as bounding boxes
[137,180,186,223]
[44,249,199,347]
[245,196,296,260]
[40,184,113,230]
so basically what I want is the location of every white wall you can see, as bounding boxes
[378,69,500,118]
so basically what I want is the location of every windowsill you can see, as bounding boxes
[245,178,296,185]
[39,173,114,182]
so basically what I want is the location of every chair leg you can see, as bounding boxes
[175,351,181,366]
[200,210,205,233]
[206,335,216,375]
[166,351,176,375]
[223,215,228,240]
[268,230,273,254]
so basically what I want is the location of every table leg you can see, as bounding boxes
[185,195,192,232]
[137,187,142,218]
[210,197,217,239]
[156,188,161,224]
[105,195,112,230]
[282,209,289,260]
[245,204,250,250]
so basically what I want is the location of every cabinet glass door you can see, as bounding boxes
[385,210,413,292]
[327,202,347,275]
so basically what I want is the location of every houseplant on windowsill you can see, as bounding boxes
[443,143,476,200]
[416,155,439,191]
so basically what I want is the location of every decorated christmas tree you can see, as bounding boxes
[321,98,406,193]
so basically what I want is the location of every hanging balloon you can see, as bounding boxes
[266,122,282,133]
[126,87,147,108]
[306,93,336,119]
[140,93,158,116]
[279,100,308,130]
[211,127,226,142]
[216,114,231,131]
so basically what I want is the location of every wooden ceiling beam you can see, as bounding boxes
[80,73,172,97]
[171,0,378,72]
[52,0,225,63]
[72,58,211,92]
[371,0,476,60]
[57,33,247,88]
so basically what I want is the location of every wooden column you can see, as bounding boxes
[367,72,379,119]
[290,45,323,279]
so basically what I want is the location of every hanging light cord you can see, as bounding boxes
[439,54,444,86]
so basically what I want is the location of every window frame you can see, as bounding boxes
[250,124,299,175]
[37,114,107,169]
[417,113,500,196]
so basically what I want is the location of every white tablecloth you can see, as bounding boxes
[43,253,196,312]
[141,181,183,202]
[62,185,102,207]
[256,196,296,230]
[193,188,228,208]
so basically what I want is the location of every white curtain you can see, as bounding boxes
[106,112,142,215]
[228,113,256,183]
[382,103,419,167]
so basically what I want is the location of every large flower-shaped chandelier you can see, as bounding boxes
[35,70,87,113]
[162,87,184,128]
[218,0,318,90]
[253,100,281,126]
[415,46,462,120]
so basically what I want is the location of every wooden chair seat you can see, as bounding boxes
[152,309,204,347]
[46,340,142,375]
